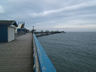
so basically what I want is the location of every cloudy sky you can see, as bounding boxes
[0,0,96,32]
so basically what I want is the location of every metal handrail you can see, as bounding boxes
[33,33,56,72]
[33,34,40,72]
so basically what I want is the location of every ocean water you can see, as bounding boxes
[38,32,96,72]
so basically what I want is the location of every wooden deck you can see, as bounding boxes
[0,33,33,72]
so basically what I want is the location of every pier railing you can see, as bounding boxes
[33,33,56,72]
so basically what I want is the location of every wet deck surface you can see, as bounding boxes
[0,33,33,72]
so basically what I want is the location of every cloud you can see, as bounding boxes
[30,0,96,17]
[54,24,96,29]
[53,24,96,32]
[0,5,5,13]
[0,0,96,31]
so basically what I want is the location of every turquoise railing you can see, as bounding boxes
[33,34,56,72]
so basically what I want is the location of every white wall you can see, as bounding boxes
[8,27,15,42]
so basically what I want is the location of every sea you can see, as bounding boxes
[38,32,96,72]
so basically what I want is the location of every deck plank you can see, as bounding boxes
[0,33,33,72]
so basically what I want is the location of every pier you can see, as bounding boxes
[0,32,56,72]
[35,31,65,37]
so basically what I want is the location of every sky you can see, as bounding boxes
[0,0,96,32]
